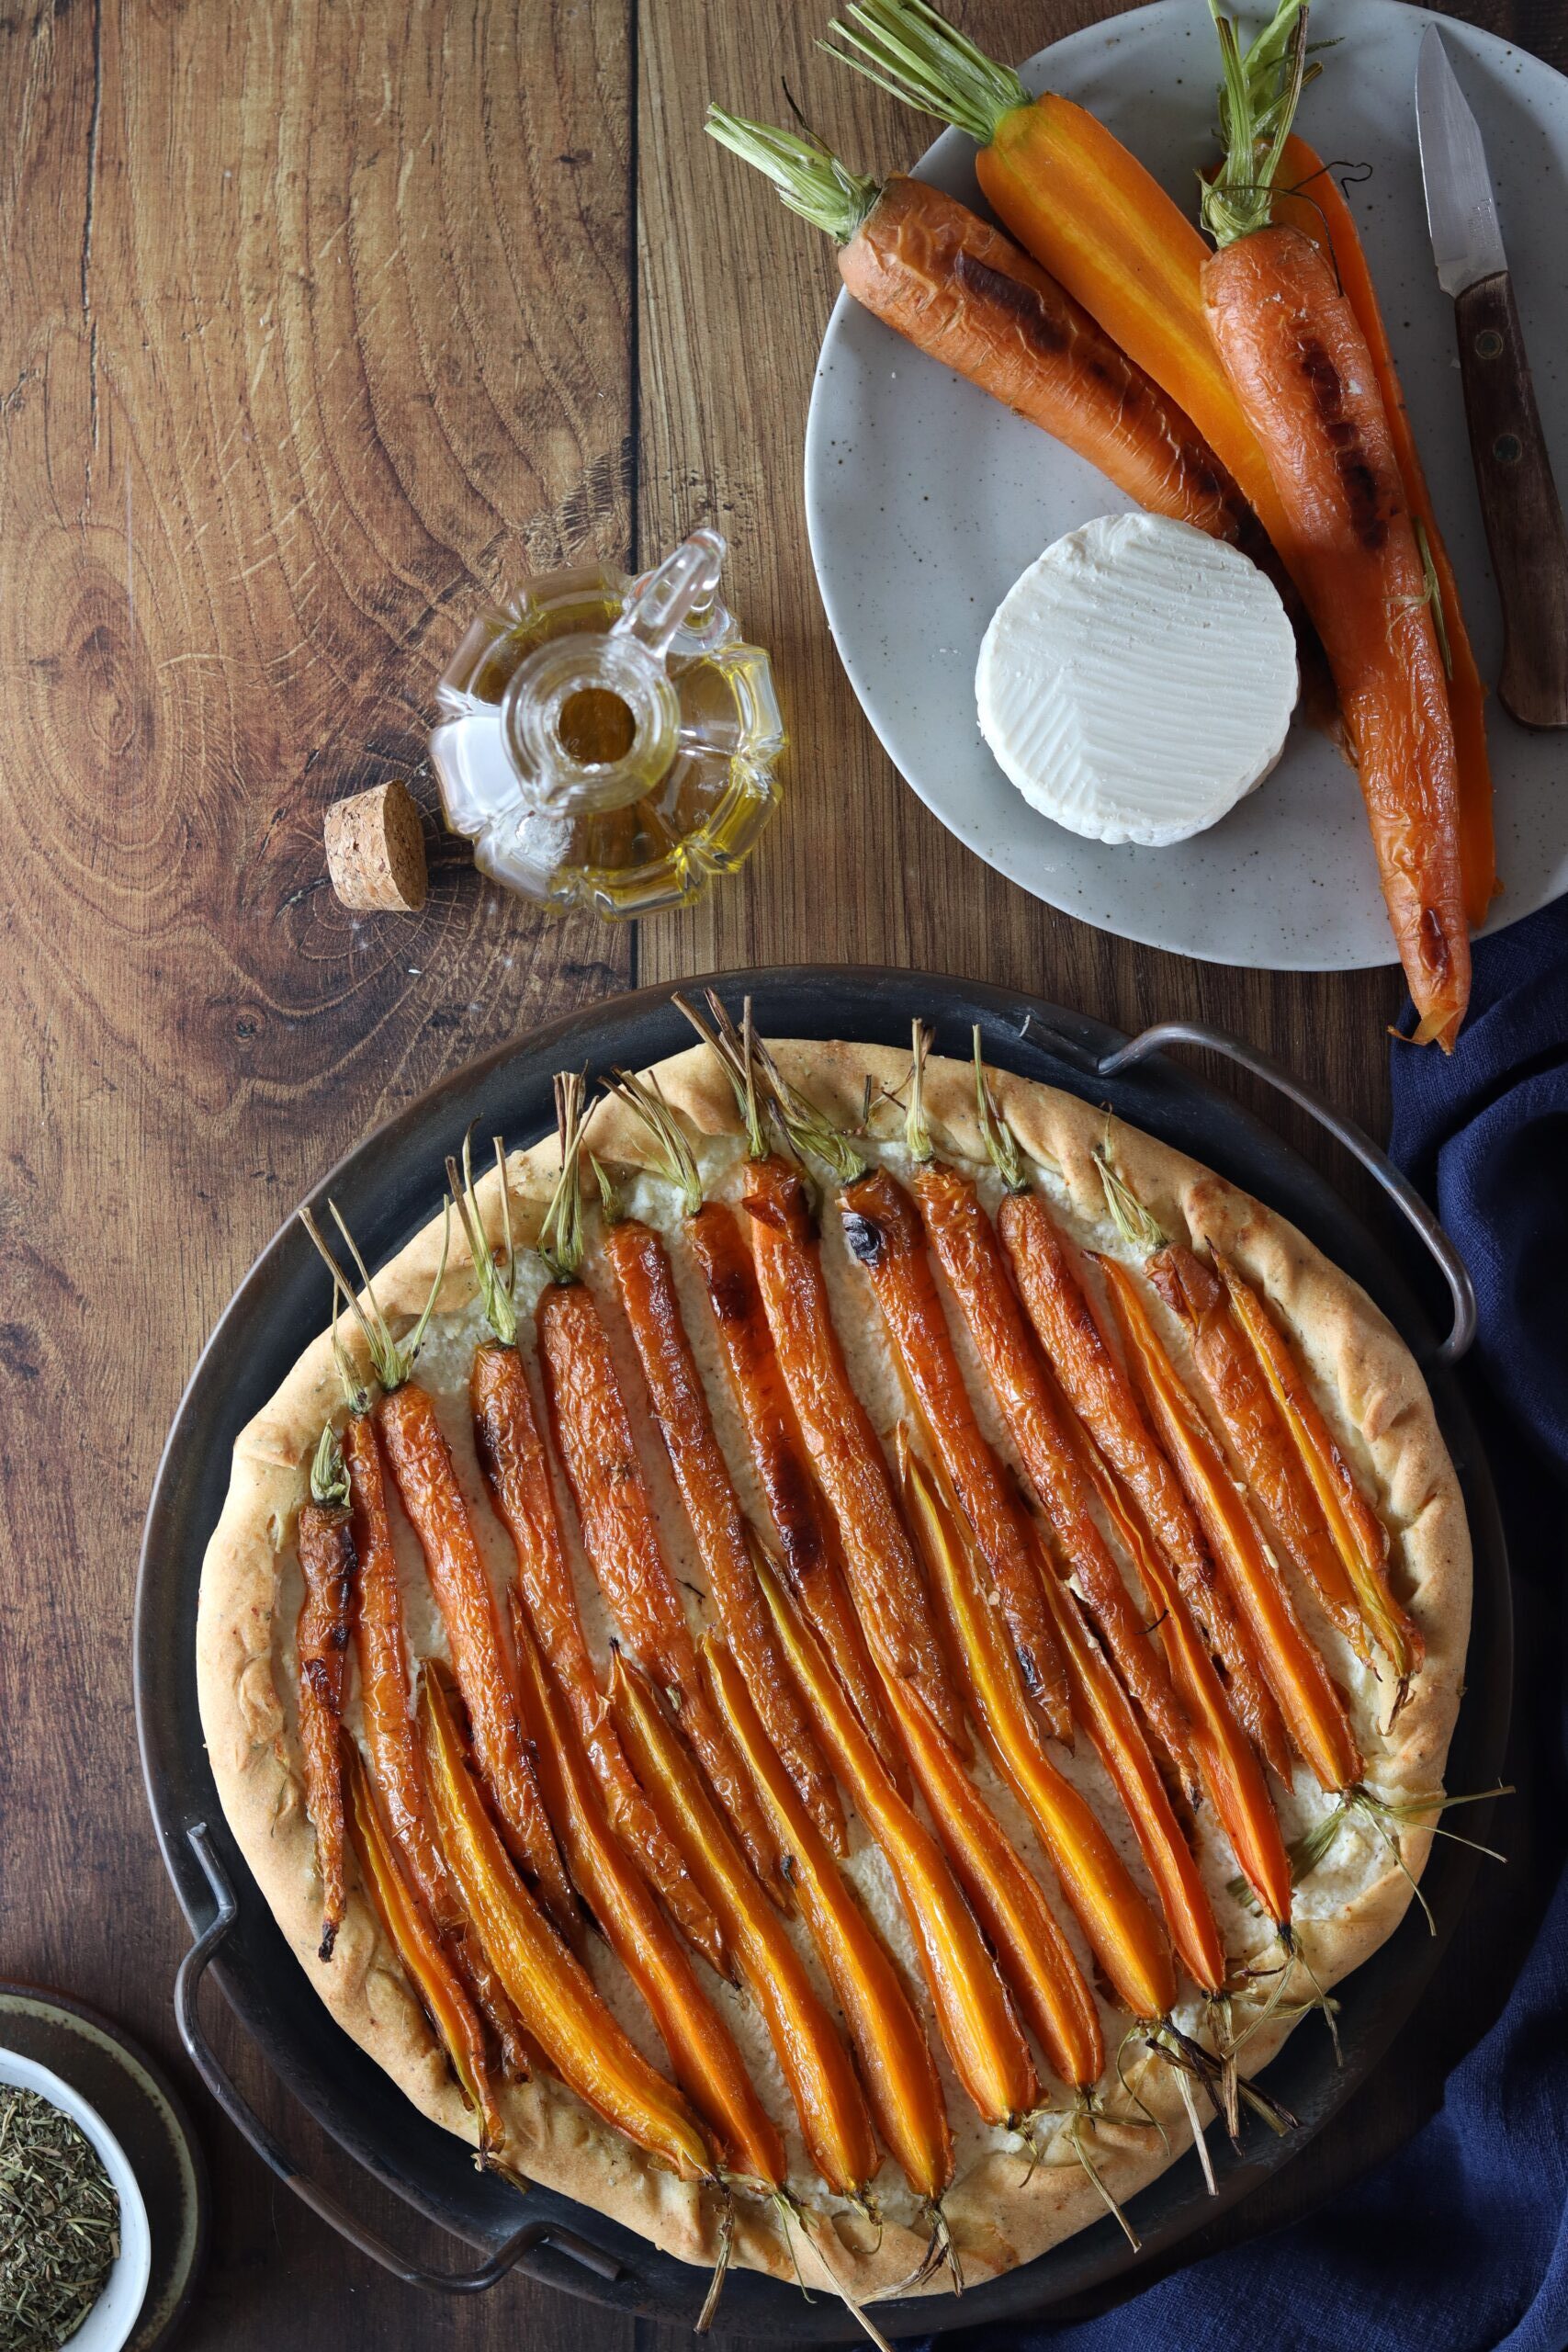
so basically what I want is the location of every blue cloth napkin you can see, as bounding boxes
[921,899,1568,2352]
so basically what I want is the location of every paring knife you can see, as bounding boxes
[1416,26,1568,729]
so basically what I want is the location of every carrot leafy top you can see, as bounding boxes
[1202,0,1311,247]
[705,111,880,248]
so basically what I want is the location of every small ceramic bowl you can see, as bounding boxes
[0,2047,152,2351]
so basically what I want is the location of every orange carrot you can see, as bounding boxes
[1200,13,1468,1046]
[707,119,1267,559]
[1098,1252,1364,1795]
[688,1199,904,1784]
[296,1425,356,1961]
[604,1214,845,1854]
[1276,133,1495,928]
[611,1649,879,2199]
[705,1634,953,2203]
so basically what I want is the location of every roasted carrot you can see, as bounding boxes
[449,1139,727,1975]
[687,1198,904,1784]
[344,1740,507,2157]
[1201,6,1468,1047]
[534,1077,781,1900]
[707,119,1266,559]
[296,1424,356,1961]
[820,0,1311,606]
[754,1551,1040,2130]
[872,1655,1103,2093]
[378,1380,580,1947]
[341,1408,534,2079]
[901,1444,1176,2023]
[604,1213,845,1854]
[611,1649,879,2200]
[1216,1251,1424,1698]
[1274,131,1495,927]
[903,1100,1192,1782]
[996,1182,1292,1781]
[1145,1242,1368,1659]
[743,1151,967,1750]
[423,1670,717,2184]
[705,1634,953,2204]
[511,1601,784,2187]
[1098,1252,1364,1794]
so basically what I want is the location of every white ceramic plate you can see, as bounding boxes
[805,0,1568,968]
[0,2047,152,2351]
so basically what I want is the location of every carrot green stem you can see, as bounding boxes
[704,111,880,245]
[1203,0,1310,246]
[821,0,1027,145]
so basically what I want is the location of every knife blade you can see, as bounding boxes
[1416,26,1568,729]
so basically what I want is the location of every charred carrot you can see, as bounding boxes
[1274,131,1495,926]
[604,1210,845,1854]
[754,1551,1040,2129]
[296,1424,356,1960]
[1215,1251,1424,1699]
[535,1078,781,1899]
[611,1648,879,2200]
[449,1144,727,1973]
[901,1444,1177,2022]
[423,1671,718,2185]
[1201,6,1468,1046]
[1145,1241,1368,1659]
[707,117,1267,558]
[687,1197,903,1783]
[1098,1251,1363,1794]
[344,1740,507,2156]
[705,1634,953,2204]
[820,0,1312,604]
[994,1175,1291,1781]
[511,1600,784,2187]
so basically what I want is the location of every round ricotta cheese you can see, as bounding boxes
[976,511,1299,848]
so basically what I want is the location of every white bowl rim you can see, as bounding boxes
[0,2044,152,2352]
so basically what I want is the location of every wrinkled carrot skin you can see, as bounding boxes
[997,1193,1292,1781]
[377,1383,580,1946]
[742,1158,965,1750]
[423,1672,716,2184]
[536,1277,781,1898]
[511,1604,784,2185]
[844,173,1257,549]
[1203,227,1470,1048]
[342,1413,533,2073]
[1098,1257,1364,1795]
[873,1661,1103,2093]
[755,1555,1039,2128]
[840,1166,1071,1741]
[911,1164,1192,1782]
[1076,1433,1292,1929]
[611,1651,878,2199]
[1277,135,1495,930]
[1215,1255,1423,1689]
[688,1203,903,1784]
[605,1219,845,1854]
[903,1449,1176,2021]
[1146,1247,1368,1662]
[1029,1531,1226,1996]
[705,1637,953,2201]
[471,1338,726,1972]
[344,1741,507,2153]
[296,1498,355,1960]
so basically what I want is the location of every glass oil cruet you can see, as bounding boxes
[430,527,784,917]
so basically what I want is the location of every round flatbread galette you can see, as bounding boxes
[197,1038,1470,2305]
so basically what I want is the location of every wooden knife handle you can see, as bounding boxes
[1454,269,1568,729]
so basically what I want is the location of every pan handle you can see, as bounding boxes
[1015,1013,1476,1370]
[175,1823,624,2293]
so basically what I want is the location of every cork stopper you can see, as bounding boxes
[324,780,428,912]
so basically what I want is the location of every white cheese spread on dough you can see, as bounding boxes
[976,511,1298,847]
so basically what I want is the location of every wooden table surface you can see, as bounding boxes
[2,0,1560,2344]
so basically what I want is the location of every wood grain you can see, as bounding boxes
[0,2,1559,2347]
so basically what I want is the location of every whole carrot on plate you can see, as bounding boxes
[1199,2,1470,1046]
[705,113,1262,556]
[295,1421,357,1962]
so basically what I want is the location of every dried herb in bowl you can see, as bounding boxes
[0,2085,120,2352]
